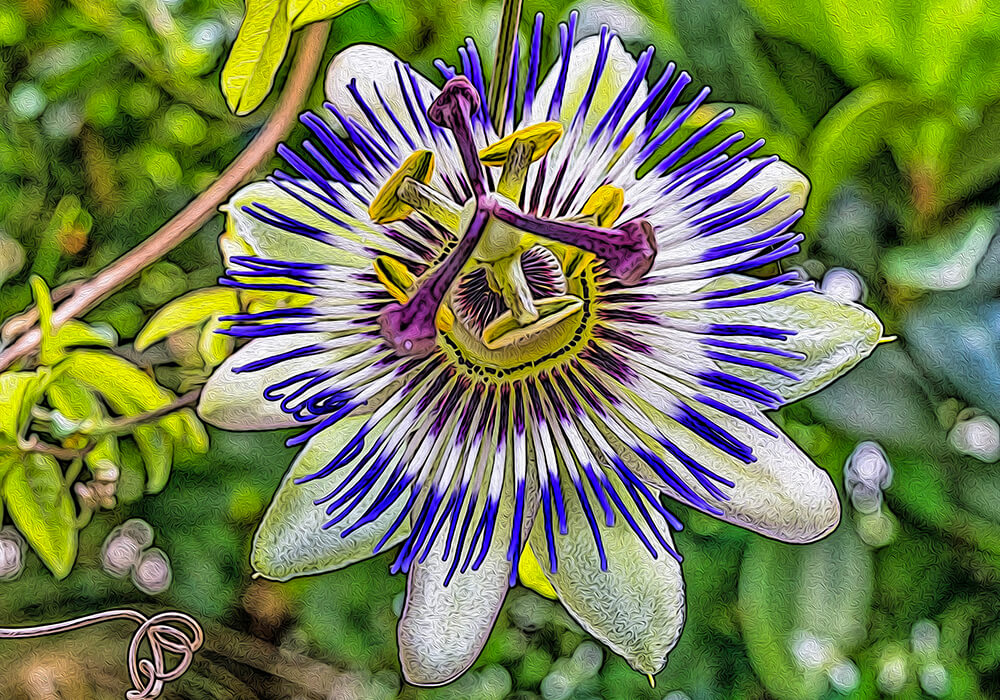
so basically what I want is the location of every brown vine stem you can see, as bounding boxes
[0,609,204,700]
[101,388,202,433]
[0,21,332,374]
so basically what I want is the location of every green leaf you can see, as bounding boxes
[221,0,292,116]
[739,527,872,700]
[288,0,364,30]
[882,207,996,291]
[134,424,173,493]
[3,453,77,578]
[135,287,239,352]
[739,540,822,700]
[55,350,173,415]
[804,80,914,222]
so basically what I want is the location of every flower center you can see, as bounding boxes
[374,76,657,360]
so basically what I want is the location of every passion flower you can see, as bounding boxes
[199,11,884,685]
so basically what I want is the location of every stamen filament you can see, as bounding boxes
[379,206,490,356]
[397,177,461,231]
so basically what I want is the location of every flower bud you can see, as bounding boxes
[827,659,860,694]
[849,482,883,515]
[919,663,950,697]
[790,631,833,671]
[73,481,99,509]
[132,547,172,594]
[540,665,573,700]
[570,641,603,678]
[0,527,26,581]
[119,518,155,550]
[820,267,866,303]
[911,619,940,659]
[877,655,907,695]
[845,441,892,488]
[102,531,142,578]
[857,510,896,548]
[948,410,1000,462]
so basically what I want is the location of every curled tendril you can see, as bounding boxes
[0,608,203,699]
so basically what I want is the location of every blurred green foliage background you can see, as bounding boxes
[3,0,1000,698]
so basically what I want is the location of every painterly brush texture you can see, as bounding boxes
[1,1,1000,699]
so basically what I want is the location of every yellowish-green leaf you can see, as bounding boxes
[46,377,104,425]
[30,276,58,365]
[85,435,120,479]
[221,0,292,116]
[135,287,240,352]
[288,0,364,30]
[3,453,77,578]
[0,371,46,439]
[55,351,173,416]
[53,320,117,351]
[134,425,173,493]
[32,277,116,362]
[162,409,210,454]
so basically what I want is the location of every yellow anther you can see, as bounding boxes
[374,256,414,304]
[374,255,453,330]
[517,542,557,599]
[561,247,595,279]
[482,295,583,350]
[579,185,625,227]
[479,121,564,167]
[368,150,435,224]
[647,674,656,689]
[877,335,898,344]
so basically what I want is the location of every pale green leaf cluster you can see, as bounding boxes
[0,279,211,578]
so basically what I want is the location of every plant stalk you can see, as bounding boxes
[487,0,523,134]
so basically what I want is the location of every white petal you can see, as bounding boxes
[198,334,328,431]
[397,479,538,685]
[325,44,438,149]
[224,181,367,268]
[251,415,410,580]
[531,35,645,137]
[618,389,841,543]
[646,160,811,294]
[673,274,884,403]
[529,470,685,674]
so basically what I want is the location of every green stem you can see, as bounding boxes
[487,0,523,134]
